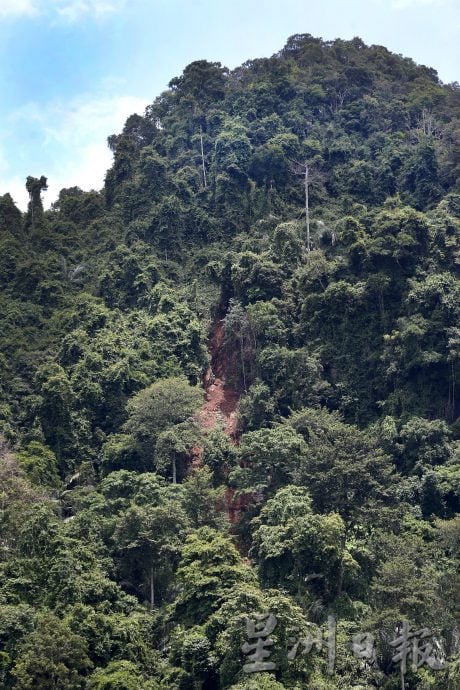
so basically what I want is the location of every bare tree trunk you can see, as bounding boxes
[305,163,310,252]
[200,125,207,189]
[150,565,155,610]
[172,456,177,485]
[240,336,246,392]
[336,528,348,596]
[452,361,456,419]
[448,361,455,421]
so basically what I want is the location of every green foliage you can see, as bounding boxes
[16,441,60,488]
[88,660,146,690]
[251,485,345,599]
[12,611,92,689]
[114,498,188,608]
[181,467,226,529]
[0,33,459,690]
[231,424,308,496]
[24,175,48,234]
[173,527,255,625]
[287,407,394,529]
[0,193,22,236]
[125,377,202,476]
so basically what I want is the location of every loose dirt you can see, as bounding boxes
[195,319,239,441]
[190,310,244,522]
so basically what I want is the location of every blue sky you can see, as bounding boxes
[0,0,458,209]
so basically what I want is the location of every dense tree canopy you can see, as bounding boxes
[0,34,459,689]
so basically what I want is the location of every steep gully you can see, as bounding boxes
[190,304,243,523]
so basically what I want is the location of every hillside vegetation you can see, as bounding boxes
[0,34,459,689]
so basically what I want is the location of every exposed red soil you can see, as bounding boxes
[196,320,239,441]
[190,311,245,522]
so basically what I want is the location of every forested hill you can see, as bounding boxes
[0,33,459,689]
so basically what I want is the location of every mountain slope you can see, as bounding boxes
[0,34,459,690]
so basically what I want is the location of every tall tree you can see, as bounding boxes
[24,176,48,233]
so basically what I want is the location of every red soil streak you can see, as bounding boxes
[190,312,244,522]
[196,321,239,440]
[225,486,249,524]
[194,318,239,446]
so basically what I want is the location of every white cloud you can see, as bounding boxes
[0,92,148,210]
[54,0,124,22]
[0,0,124,21]
[391,0,452,8]
[0,0,37,18]
[0,176,30,211]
